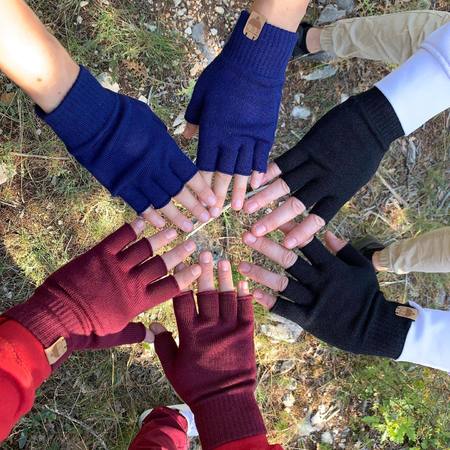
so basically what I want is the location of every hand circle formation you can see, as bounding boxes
[1,2,449,448]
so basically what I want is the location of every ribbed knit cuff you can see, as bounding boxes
[319,26,335,54]
[4,286,83,350]
[221,11,297,80]
[355,87,405,148]
[36,66,118,149]
[193,392,266,450]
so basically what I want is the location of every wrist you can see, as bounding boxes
[251,0,307,32]
[192,392,266,450]
[221,11,297,80]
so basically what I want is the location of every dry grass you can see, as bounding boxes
[0,0,449,449]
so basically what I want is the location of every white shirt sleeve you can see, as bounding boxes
[376,22,450,135]
[397,301,450,372]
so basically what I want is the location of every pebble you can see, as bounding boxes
[261,313,303,343]
[215,6,225,14]
[277,359,296,374]
[96,72,120,92]
[173,0,182,6]
[340,93,350,103]
[321,431,334,444]
[291,106,311,120]
[184,26,192,35]
[192,22,206,45]
[80,0,89,7]
[317,5,347,25]
[337,0,355,12]
[210,28,218,36]
[0,163,15,185]
[282,392,296,408]
[138,95,148,104]
[302,65,337,81]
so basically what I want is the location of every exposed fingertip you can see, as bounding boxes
[181,220,194,232]
[238,262,251,274]
[150,322,167,335]
[131,217,146,235]
[165,228,178,239]
[218,260,230,272]
[243,231,257,244]
[144,328,155,343]
[210,207,221,218]
[191,264,202,277]
[200,251,212,264]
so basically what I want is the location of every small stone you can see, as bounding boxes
[138,95,148,104]
[76,15,83,24]
[286,378,298,391]
[340,93,350,103]
[173,0,182,6]
[317,5,346,25]
[294,93,304,103]
[36,128,42,136]
[184,26,192,35]
[278,360,295,374]
[80,0,89,7]
[0,163,15,185]
[291,106,311,120]
[302,65,337,81]
[297,415,315,437]
[97,72,120,92]
[192,22,206,44]
[337,0,354,12]
[210,28,218,36]
[215,6,225,14]
[321,431,333,444]
[282,392,295,408]
[177,8,186,16]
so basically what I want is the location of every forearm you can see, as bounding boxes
[397,302,450,372]
[251,0,309,31]
[0,0,79,113]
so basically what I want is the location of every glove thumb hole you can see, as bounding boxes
[324,231,348,255]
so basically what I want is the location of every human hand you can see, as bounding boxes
[184,11,296,215]
[244,88,404,248]
[5,218,202,369]
[239,230,415,358]
[152,252,266,449]
[38,66,217,232]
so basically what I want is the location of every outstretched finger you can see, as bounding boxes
[141,206,166,229]
[158,202,193,233]
[231,175,248,211]
[259,162,282,186]
[173,264,202,291]
[237,280,250,297]
[238,262,288,293]
[186,172,217,207]
[244,178,291,215]
[283,214,325,249]
[253,288,277,310]
[211,172,232,217]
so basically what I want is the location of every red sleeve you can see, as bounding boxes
[214,435,283,450]
[0,317,50,442]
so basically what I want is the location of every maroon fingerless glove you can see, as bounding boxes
[5,224,179,369]
[155,290,266,449]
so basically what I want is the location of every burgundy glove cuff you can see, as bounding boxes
[193,392,266,450]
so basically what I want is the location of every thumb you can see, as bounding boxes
[152,323,178,368]
[183,122,199,139]
[324,231,348,255]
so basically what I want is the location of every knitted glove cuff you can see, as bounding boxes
[192,392,266,450]
[36,66,117,149]
[354,87,405,148]
[221,11,297,80]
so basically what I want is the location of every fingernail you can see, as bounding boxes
[207,195,216,206]
[191,265,202,276]
[219,260,229,271]
[210,207,221,218]
[246,201,258,214]
[200,252,212,264]
[165,229,177,239]
[241,281,249,291]
[244,233,257,244]
[199,211,210,223]
[254,224,266,236]
[181,221,193,232]
[239,262,250,273]
[232,199,243,210]
[285,238,297,249]
[184,240,196,252]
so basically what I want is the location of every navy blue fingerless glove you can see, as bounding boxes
[37,66,197,213]
[186,11,297,175]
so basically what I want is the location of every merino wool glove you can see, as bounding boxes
[154,290,266,449]
[37,66,197,212]
[276,87,405,223]
[5,224,179,368]
[186,11,297,175]
[271,239,415,358]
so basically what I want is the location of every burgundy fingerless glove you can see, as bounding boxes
[155,290,266,449]
[5,224,179,369]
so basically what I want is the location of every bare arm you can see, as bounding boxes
[0,0,79,113]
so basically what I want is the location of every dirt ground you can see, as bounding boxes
[0,0,449,449]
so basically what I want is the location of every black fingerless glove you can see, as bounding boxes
[275,87,404,223]
[271,239,415,358]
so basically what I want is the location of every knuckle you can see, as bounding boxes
[289,197,304,215]
[282,252,297,269]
